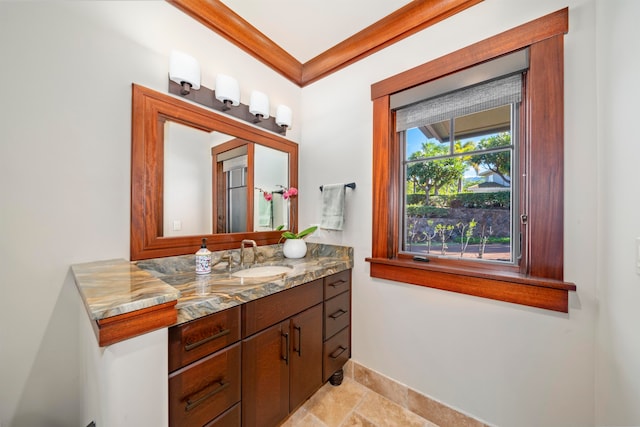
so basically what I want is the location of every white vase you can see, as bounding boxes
[283,239,307,258]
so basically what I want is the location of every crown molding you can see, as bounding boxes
[167,0,483,87]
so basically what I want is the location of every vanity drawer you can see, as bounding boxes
[204,403,240,427]
[169,343,241,427]
[242,279,323,337]
[324,291,350,340]
[324,270,351,300]
[169,306,241,372]
[323,327,350,382]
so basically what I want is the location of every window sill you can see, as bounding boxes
[365,257,576,313]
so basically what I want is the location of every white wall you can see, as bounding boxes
[164,122,213,237]
[595,0,640,425]
[2,1,639,426]
[0,2,300,426]
[301,0,600,425]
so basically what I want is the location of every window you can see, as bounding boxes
[398,73,522,266]
[366,8,576,312]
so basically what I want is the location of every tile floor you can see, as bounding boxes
[279,377,439,427]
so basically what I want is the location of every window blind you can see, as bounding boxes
[395,73,522,132]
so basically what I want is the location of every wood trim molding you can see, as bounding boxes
[367,8,574,312]
[301,0,484,86]
[371,95,397,258]
[94,301,177,346]
[368,260,573,313]
[131,84,298,260]
[527,35,565,280]
[166,0,302,84]
[371,7,569,99]
[166,0,484,87]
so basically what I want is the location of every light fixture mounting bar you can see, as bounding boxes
[168,80,287,134]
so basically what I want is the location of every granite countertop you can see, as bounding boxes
[71,258,180,321]
[72,243,353,326]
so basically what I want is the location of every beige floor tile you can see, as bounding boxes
[280,407,312,427]
[303,379,369,427]
[408,389,485,427]
[339,411,377,427]
[355,391,433,427]
[353,363,408,407]
[282,410,327,427]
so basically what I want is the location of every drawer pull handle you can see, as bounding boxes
[185,380,229,412]
[281,331,289,365]
[184,328,230,351]
[294,325,302,356]
[329,309,348,319]
[329,279,347,288]
[329,346,347,359]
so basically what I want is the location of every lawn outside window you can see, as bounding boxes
[366,8,576,313]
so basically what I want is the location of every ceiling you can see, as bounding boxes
[218,0,413,63]
[167,0,483,86]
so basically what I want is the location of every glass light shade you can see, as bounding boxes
[276,105,293,128]
[215,74,240,106]
[249,91,270,119]
[169,50,201,90]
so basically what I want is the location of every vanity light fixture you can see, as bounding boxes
[249,91,270,123]
[215,74,240,111]
[167,57,289,135]
[169,50,201,95]
[275,105,293,134]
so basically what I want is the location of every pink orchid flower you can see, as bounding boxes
[283,187,298,200]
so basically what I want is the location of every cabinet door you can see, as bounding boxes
[242,320,290,427]
[289,303,323,411]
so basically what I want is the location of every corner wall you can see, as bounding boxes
[301,0,598,425]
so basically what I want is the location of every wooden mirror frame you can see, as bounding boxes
[131,84,298,260]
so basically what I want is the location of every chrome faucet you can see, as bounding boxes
[240,239,257,269]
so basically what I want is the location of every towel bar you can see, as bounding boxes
[319,182,356,191]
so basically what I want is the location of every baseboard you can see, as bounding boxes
[344,360,490,427]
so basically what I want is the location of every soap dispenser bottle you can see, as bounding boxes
[195,238,212,274]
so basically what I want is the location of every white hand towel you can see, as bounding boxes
[258,197,272,227]
[320,184,345,230]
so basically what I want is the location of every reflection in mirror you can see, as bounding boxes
[163,121,290,237]
[163,121,214,237]
[254,145,289,231]
[131,84,298,260]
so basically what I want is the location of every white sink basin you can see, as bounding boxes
[232,265,293,278]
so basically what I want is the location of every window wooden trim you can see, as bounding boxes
[366,8,576,313]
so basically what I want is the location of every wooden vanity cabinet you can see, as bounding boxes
[241,279,323,427]
[168,269,352,427]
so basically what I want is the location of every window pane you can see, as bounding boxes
[405,121,450,161]
[402,105,516,264]
[453,105,511,153]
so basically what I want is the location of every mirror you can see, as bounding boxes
[162,122,290,237]
[131,84,298,260]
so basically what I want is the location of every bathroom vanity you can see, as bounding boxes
[72,243,353,427]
